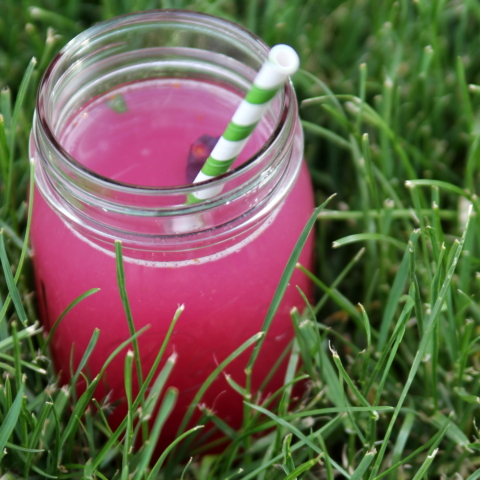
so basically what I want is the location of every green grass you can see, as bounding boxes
[2,0,480,478]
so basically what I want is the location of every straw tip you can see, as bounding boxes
[268,44,300,76]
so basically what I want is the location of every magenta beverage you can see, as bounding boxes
[30,12,314,448]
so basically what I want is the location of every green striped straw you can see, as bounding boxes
[186,44,300,204]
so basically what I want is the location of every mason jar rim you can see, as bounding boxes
[35,9,295,197]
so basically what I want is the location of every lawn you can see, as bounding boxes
[1,0,480,478]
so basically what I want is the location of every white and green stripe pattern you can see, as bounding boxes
[187,44,300,204]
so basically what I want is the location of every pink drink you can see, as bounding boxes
[31,79,314,447]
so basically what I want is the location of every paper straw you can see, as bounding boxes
[186,44,300,204]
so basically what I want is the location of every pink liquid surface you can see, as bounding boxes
[31,80,314,448]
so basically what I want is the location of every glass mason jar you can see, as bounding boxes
[30,10,314,447]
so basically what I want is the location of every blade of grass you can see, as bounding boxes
[300,248,365,315]
[70,328,100,393]
[44,387,69,447]
[10,449,57,478]
[115,240,144,394]
[318,331,348,408]
[410,448,438,480]
[132,386,178,480]
[0,87,12,135]
[251,375,310,425]
[0,375,25,455]
[5,442,43,453]
[29,7,81,31]
[308,94,416,177]
[299,70,346,115]
[137,304,183,410]
[91,305,181,471]
[122,351,134,476]
[283,334,301,403]
[372,297,415,405]
[330,340,366,445]
[282,433,295,475]
[290,311,313,381]
[299,273,364,330]
[283,406,394,419]
[406,179,478,206]
[429,411,470,448]
[8,58,35,155]
[302,120,351,150]
[239,415,344,480]
[362,133,381,211]
[42,288,100,354]
[225,373,250,399]
[11,321,22,390]
[466,469,480,480]
[245,196,335,388]
[359,304,372,386]
[296,284,360,353]
[245,402,350,478]
[456,56,474,132]
[0,219,24,250]
[143,352,177,422]
[147,425,205,480]
[332,233,405,252]
[25,401,53,476]
[181,456,193,480]
[0,159,35,325]
[317,433,334,480]
[4,58,36,220]
[376,229,420,350]
[177,331,265,438]
[329,342,371,408]
[350,449,376,480]
[58,325,149,452]
[0,230,28,324]
[376,414,450,480]
[283,455,322,480]
[356,62,367,131]
[199,406,238,440]
[369,206,473,477]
